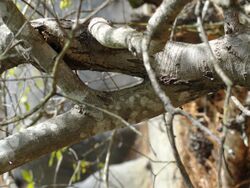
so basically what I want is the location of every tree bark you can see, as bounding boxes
[0,0,250,177]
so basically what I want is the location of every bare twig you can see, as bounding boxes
[68,148,81,186]
[103,130,116,188]
[141,1,194,187]
[231,96,250,116]
[56,93,142,136]
[0,75,53,82]
[20,0,44,17]
[194,1,241,187]
[53,152,64,186]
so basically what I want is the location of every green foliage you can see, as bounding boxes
[21,170,35,188]
[70,160,91,183]
[35,78,44,88]
[60,0,72,9]
[97,162,104,169]
[20,86,31,112]
[80,160,90,174]
[7,67,17,78]
[71,162,81,183]
[56,149,63,161]
[48,147,67,167]
[48,151,56,167]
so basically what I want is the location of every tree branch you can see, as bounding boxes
[1,0,250,176]
[0,107,92,174]
[0,0,103,105]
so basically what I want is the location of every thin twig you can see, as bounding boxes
[0,75,53,82]
[141,1,195,187]
[194,1,235,187]
[20,0,44,17]
[103,130,116,188]
[53,153,63,186]
[231,96,250,116]
[56,93,142,136]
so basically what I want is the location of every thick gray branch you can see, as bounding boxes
[0,0,102,105]
[1,16,250,117]
[89,0,191,54]
[0,108,92,174]
[89,17,250,88]
[0,24,28,74]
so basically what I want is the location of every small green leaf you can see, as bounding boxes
[56,150,63,161]
[27,182,35,188]
[21,170,33,183]
[80,160,89,174]
[24,86,30,95]
[24,102,30,112]
[61,147,67,152]
[7,68,16,77]
[18,82,23,89]
[97,162,104,169]
[48,151,56,167]
[49,149,66,167]
[80,160,87,167]
[81,167,86,174]
[35,79,44,88]
[60,0,72,9]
